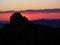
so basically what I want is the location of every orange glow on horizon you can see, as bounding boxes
[0,12,60,21]
[0,12,14,21]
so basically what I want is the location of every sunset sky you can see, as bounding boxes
[0,0,60,21]
[0,0,60,11]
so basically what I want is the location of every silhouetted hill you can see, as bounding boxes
[0,20,60,45]
[30,19,60,28]
[0,19,60,28]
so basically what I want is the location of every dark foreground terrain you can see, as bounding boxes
[0,23,60,45]
[0,12,60,45]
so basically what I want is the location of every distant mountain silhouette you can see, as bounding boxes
[0,12,60,45]
[24,9,60,12]
[0,19,60,28]
[30,19,60,28]
[0,8,60,13]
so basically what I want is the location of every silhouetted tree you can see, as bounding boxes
[10,12,28,26]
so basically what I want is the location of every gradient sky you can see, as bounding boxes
[0,12,60,21]
[0,0,60,11]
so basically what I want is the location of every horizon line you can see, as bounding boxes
[0,8,60,12]
[0,19,60,22]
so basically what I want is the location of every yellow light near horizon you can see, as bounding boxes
[0,0,60,11]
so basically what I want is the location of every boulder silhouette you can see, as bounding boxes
[0,12,60,45]
[10,12,29,26]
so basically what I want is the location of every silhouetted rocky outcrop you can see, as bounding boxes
[0,12,60,45]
